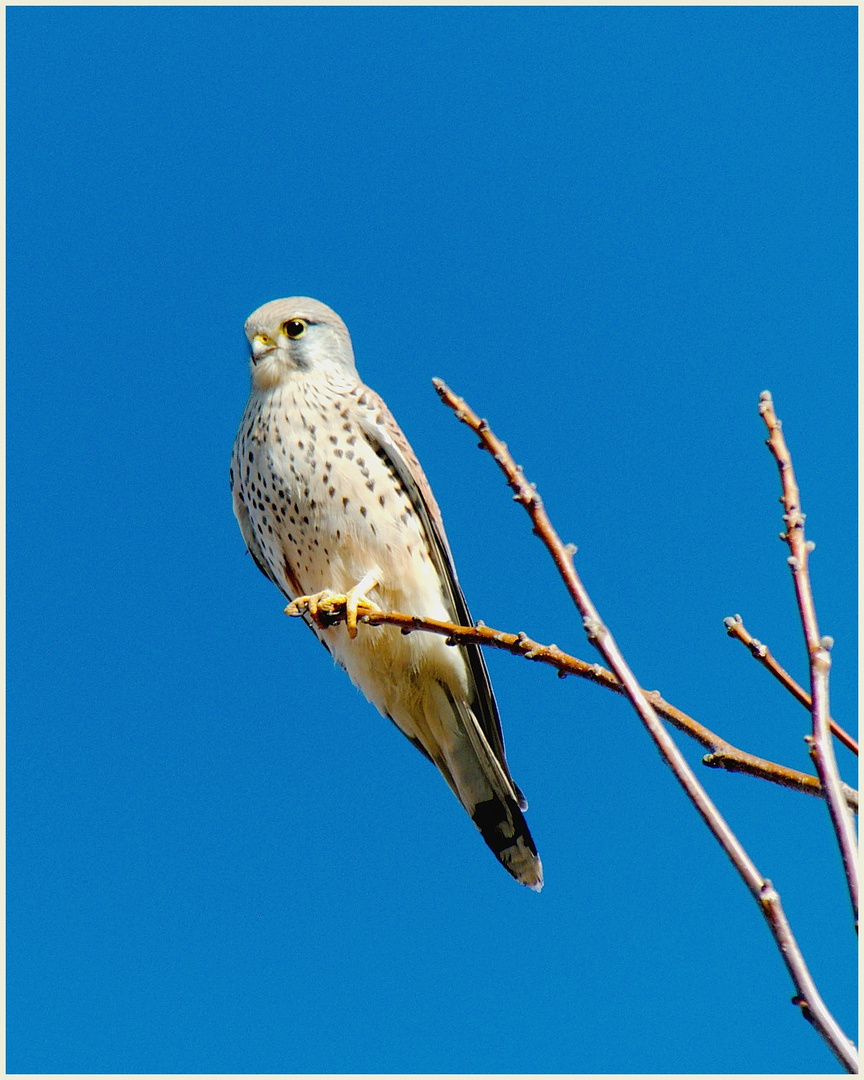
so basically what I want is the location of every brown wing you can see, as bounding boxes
[353,384,527,810]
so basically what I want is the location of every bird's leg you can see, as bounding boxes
[285,571,381,638]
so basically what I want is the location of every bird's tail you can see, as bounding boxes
[469,789,543,891]
[423,682,543,891]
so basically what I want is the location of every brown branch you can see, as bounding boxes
[432,378,858,1073]
[725,614,858,755]
[759,392,858,930]
[288,603,858,814]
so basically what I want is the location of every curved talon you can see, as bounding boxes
[285,572,381,638]
[285,589,336,628]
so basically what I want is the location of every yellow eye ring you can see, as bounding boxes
[281,318,307,339]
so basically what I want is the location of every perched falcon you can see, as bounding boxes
[230,297,542,890]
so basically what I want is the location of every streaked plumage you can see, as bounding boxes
[230,297,542,889]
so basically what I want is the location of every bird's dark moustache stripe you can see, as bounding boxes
[248,349,310,370]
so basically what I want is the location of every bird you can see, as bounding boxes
[230,297,542,890]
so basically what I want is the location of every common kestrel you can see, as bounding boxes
[230,297,542,890]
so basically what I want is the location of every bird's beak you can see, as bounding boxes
[251,333,276,362]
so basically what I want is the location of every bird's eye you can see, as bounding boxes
[281,318,307,339]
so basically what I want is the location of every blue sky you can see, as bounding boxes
[7,5,857,1074]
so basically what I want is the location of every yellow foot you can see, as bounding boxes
[285,572,381,638]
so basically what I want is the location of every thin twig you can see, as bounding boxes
[724,614,858,755]
[759,391,859,930]
[288,603,857,813]
[432,378,858,1073]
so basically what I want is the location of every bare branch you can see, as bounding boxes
[724,614,858,755]
[288,602,857,813]
[759,392,859,929]
[432,378,858,1073]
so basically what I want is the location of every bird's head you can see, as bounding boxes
[244,297,357,391]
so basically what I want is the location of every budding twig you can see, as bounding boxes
[287,602,857,813]
[759,391,858,930]
[431,378,857,1073]
[724,614,857,755]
